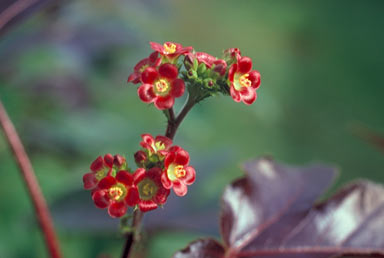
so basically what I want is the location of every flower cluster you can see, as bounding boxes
[127,41,261,108]
[83,134,195,217]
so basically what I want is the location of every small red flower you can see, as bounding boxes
[83,154,126,190]
[127,51,161,84]
[140,133,172,158]
[228,56,261,105]
[161,146,196,197]
[138,63,185,110]
[150,41,192,63]
[134,167,170,212]
[134,150,147,166]
[92,171,139,218]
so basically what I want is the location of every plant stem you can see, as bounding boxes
[121,93,196,258]
[0,100,61,258]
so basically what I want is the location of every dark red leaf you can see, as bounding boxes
[174,158,384,258]
[173,239,224,258]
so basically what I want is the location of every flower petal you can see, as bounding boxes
[172,181,188,197]
[83,173,98,190]
[108,201,127,218]
[155,135,172,148]
[141,67,158,84]
[228,64,237,82]
[133,168,146,184]
[154,95,174,110]
[125,187,139,206]
[139,200,158,212]
[159,63,178,80]
[161,171,173,189]
[164,152,176,167]
[150,42,164,53]
[175,149,190,166]
[127,73,140,84]
[240,87,257,105]
[154,186,170,204]
[142,133,155,146]
[104,154,114,168]
[248,70,261,89]
[238,56,252,74]
[116,171,133,186]
[90,156,104,172]
[230,85,241,102]
[98,176,117,189]
[138,84,156,103]
[183,166,196,185]
[92,190,109,209]
[170,79,185,98]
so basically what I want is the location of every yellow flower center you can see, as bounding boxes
[154,79,170,95]
[239,73,251,87]
[167,164,186,181]
[108,183,126,201]
[163,43,176,54]
[138,178,158,200]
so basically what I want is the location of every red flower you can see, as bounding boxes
[83,154,126,190]
[127,51,161,84]
[134,167,170,212]
[138,63,185,110]
[150,41,192,63]
[92,171,139,218]
[161,146,196,197]
[140,133,172,158]
[228,56,261,105]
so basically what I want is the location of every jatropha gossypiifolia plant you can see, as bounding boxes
[83,41,261,218]
[81,41,261,257]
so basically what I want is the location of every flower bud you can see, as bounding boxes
[223,48,241,64]
[134,150,147,165]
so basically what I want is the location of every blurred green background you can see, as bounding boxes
[1,0,384,257]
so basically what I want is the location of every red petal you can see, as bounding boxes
[90,156,104,172]
[172,181,188,197]
[127,73,140,84]
[170,79,185,98]
[141,67,158,84]
[98,176,116,189]
[169,146,182,152]
[164,152,176,167]
[240,87,257,105]
[150,42,164,53]
[148,51,159,63]
[138,200,158,212]
[133,168,146,184]
[133,58,149,71]
[92,190,109,209]
[154,186,170,204]
[83,173,98,190]
[155,135,172,148]
[104,154,114,168]
[142,133,155,146]
[238,56,252,74]
[175,149,190,166]
[108,201,127,218]
[125,187,139,206]
[159,63,178,80]
[228,64,237,82]
[161,171,173,189]
[116,171,133,186]
[230,85,241,102]
[183,166,196,185]
[154,95,174,110]
[138,84,156,103]
[113,154,126,167]
[248,70,261,89]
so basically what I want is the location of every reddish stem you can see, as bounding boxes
[0,100,61,258]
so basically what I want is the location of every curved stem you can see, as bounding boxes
[121,93,197,258]
[0,100,61,258]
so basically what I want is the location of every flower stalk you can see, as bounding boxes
[0,99,61,258]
